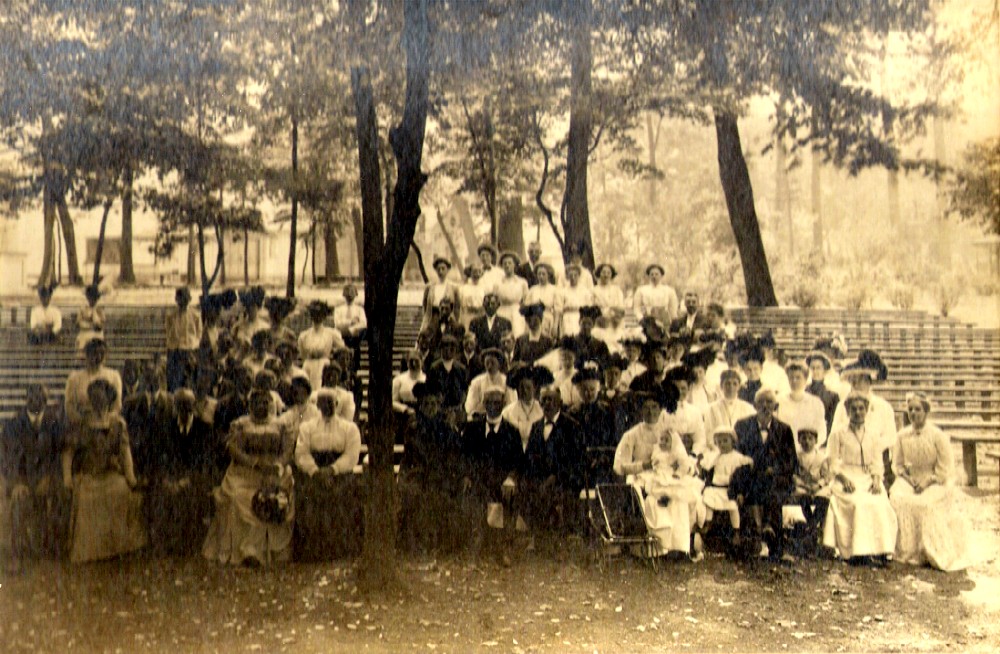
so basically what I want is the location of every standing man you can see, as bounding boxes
[165,287,203,391]
[522,386,583,537]
[516,241,544,287]
[333,284,367,374]
[734,389,798,562]
[669,291,711,338]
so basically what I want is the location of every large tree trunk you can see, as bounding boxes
[561,0,595,268]
[811,141,824,253]
[54,193,82,285]
[287,115,299,298]
[39,182,56,287]
[497,196,524,257]
[119,164,136,284]
[713,110,778,307]
[645,112,661,208]
[92,199,114,286]
[187,223,197,287]
[244,223,250,286]
[354,0,430,594]
[350,205,364,274]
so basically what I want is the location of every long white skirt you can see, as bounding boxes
[822,468,897,559]
[890,480,970,571]
[636,474,706,555]
[497,305,525,338]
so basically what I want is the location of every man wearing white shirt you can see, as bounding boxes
[333,284,367,374]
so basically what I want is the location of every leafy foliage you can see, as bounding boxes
[948,137,1000,235]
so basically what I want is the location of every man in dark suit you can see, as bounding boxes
[573,306,611,364]
[522,386,583,536]
[146,388,215,554]
[122,360,173,483]
[568,365,616,486]
[733,388,798,562]
[460,332,484,380]
[515,241,544,287]
[669,291,713,337]
[461,389,524,565]
[2,384,66,571]
[426,334,469,428]
[213,365,254,474]
[468,293,512,352]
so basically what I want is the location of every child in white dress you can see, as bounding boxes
[794,429,831,554]
[702,427,753,545]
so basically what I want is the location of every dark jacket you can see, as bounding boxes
[1,406,64,487]
[523,413,584,492]
[461,418,523,502]
[426,359,469,409]
[399,413,464,491]
[733,415,797,503]
[806,380,840,436]
[513,334,554,366]
[468,314,513,352]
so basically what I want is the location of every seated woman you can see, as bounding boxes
[61,379,146,563]
[202,389,295,567]
[29,284,62,345]
[75,284,106,351]
[889,393,971,571]
[822,392,898,567]
[613,384,704,558]
[464,348,515,420]
[293,389,362,560]
[392,350,426,437]
[318,363,356,423]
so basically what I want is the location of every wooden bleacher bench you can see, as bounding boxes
[950,432,1000,488]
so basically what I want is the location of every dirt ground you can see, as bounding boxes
[1,491,997,654]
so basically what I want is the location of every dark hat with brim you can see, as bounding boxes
[758,331,777,349]
[739,345,765,365]
[84,284,102,301]
[520,302,545,319]
[572,361,602,385]
[594,263,617,279]
[412,380,443,399]
[265,296,297,323]
[432,256,452,270]
[682,347,716,370]
[645,263,665,276]
[579,305,602,322]
[842,349,888,382]
[306,300,333,319]
[804,351,833,371]
[601,353,630,372]
[239,286,266,309]
[507,363,554,389]
[201,289,238,314]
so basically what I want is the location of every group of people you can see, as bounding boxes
[1,245,972,574]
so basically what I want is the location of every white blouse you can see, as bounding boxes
[295,415,362,476]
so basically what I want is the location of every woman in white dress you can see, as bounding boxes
[632,264,678,325]
[421,256,460,332]
[889,393,971,571]
[524,263,560,339]
[823,392,898,566]
[559,263,595,337]
[459,261,488,331]
[477,243,504,291]
[392,350,426,424]
[591,263,624,319]
[297,301,344,391]
[501,364,551,451]
[614,384,704,557]
[494,252,529,337]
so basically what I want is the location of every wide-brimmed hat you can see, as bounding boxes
[200,289,238,315]
[520,302,545,319]
[682,346,716,370]
[757,331,777,349]
[579,305,602,322]
[594,263,617,279]
[572,360,602,385]
[265,296,296,323]
[432,256,452,270]
[239,286,266,309]
[645,263,665,276]
[506,363,554,389]
[739,345,765,365]
[813,334,848,359]
[412,380,443,399]
[306,299,333,319]
[841,349,888,382]
[601,353,630,372]
[619,328,647,347]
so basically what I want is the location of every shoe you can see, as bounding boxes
[759,543,770,558]
[690,551,705,563]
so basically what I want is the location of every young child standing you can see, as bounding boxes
[793,428,831,554]
[702,427,753,546]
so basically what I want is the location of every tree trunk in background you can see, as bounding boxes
[324,221,340,281]
[811,143,824,254]
[287,115,299,298]
[497,196,524,258]
[55,194,82,285]
[187,224,197,286]
[244,223,250,286]
[119,164,136,284]
[714,110,778,307]
[437,209,462,266]
[561,0,595,268]
[645,112,661,208]
[39,182,56,287]
[91,199,113,286]
[932,115,951,264]
[350,205,364,274]
[774,127,793,253]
